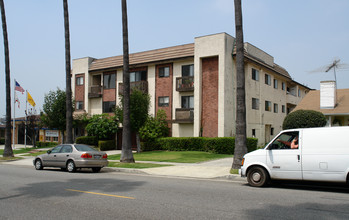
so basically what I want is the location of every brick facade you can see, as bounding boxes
[155,63,173,121]
[201,56,219,137]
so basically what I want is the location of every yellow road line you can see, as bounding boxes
[66,189,135,200]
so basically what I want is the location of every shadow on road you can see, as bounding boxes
[12,170,145,199]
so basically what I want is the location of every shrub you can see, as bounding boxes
[98,140,116,151]
[0,138,5,145]
[153,137,258,154]
[36,141,58,148]
[283,110,327,129]
[76,136,98,146]
[85,114,118,140]
[139,110,169,143]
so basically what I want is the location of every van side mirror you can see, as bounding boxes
[47,150,51,154]
[269,144,279,150]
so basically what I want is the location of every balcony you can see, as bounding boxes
[88,85,102,98]
[118,81,148,95]
[176,76,194,92]
[174,108,194,123]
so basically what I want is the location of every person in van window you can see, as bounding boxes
[277,135,299,149]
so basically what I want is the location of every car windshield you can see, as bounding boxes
[75,145,97,152]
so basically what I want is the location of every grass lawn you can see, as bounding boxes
[108,151,232,163]
[0,156,23,161]
[0,146,50,156]
[108,162,173,169]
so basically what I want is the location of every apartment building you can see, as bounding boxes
[72,33,310,146]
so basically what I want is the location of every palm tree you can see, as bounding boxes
[63,0,73,144]
[232,0,247,169]
[120,0,134,163]
[0,0,13,157]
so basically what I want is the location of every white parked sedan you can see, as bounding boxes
[33,144,108,173]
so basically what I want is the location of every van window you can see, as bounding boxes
[268,132,299,150]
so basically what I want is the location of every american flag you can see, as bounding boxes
[15,80,24,94]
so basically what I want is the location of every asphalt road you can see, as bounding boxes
[1,165,349,220]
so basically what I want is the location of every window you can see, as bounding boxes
[265,74,271,85]
[271,127,274,136]
[269,131,299,150]
[103,73,116,89]
[252,98,259,110]
[252,68,259,81]
[181,96,194,108]
[158,96,169,107]
[274,103,278,113]
[62,145,72,153]
[159,67,170,78]
[252,129,256,137]
[51,145,63,153]
[273,79,278,89]
[76,101,83,110]
[103,101,116,113]
[130,70,147,82]
[53,137,59,142]
[265,101,271,111]
[182,64,194,77]
[282,82,286,91]
[45,136,51,141]
[76,76,84,85]
[298,89,301,97]
[282,105,285,113]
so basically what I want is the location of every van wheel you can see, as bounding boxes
[247,167,269,187]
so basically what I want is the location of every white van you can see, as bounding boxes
[240,126,349,187]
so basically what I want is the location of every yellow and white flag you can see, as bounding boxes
[27,91,36,107]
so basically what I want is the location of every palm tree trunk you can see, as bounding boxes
[232,0,247,169]
[63,0,73,144]
[0,0,13,157]
[120,0,134,163]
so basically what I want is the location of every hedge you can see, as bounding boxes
[76,136,98,146]
[146,137,258,154]
[98,140,116,151]
[36,141,58,148]
[0,138,5,145]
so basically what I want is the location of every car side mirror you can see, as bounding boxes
[47,150,51,154]
[269,143,279,150]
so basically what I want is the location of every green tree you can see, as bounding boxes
[116,89,150,152]
[120,0,134,163]
[63,0,73,144]
[232,0,248,170]
[41,89,66,142]
[282,110,327,129]
[0,0,13,157]
[85,114,118,140]
[139,110,169,143]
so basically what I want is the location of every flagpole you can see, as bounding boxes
[12,79,16,150]
[24,90,27,149]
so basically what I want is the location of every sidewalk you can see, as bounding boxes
[0,145,245,182]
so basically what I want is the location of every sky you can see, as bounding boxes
[1,0,349,118]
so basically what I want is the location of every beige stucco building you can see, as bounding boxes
[72,33,310,146]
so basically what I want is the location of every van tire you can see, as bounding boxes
[247,166,269,187]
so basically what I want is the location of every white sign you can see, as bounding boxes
[45,130,59,137]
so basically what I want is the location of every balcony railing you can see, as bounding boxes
[88,85,102,98]
[176,76,194,92]
[175,108,194,123]
[118,81,148,95]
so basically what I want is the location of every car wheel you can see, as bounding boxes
[67,160,76,173]
[92,167,101,173]
[34,159,43,170]
[247,166,269,187]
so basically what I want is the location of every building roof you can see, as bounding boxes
[89,43,195,71]
[293,89,349,115]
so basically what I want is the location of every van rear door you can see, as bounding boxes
[266,131,302,180]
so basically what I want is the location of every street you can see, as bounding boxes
[1,165,349,219]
